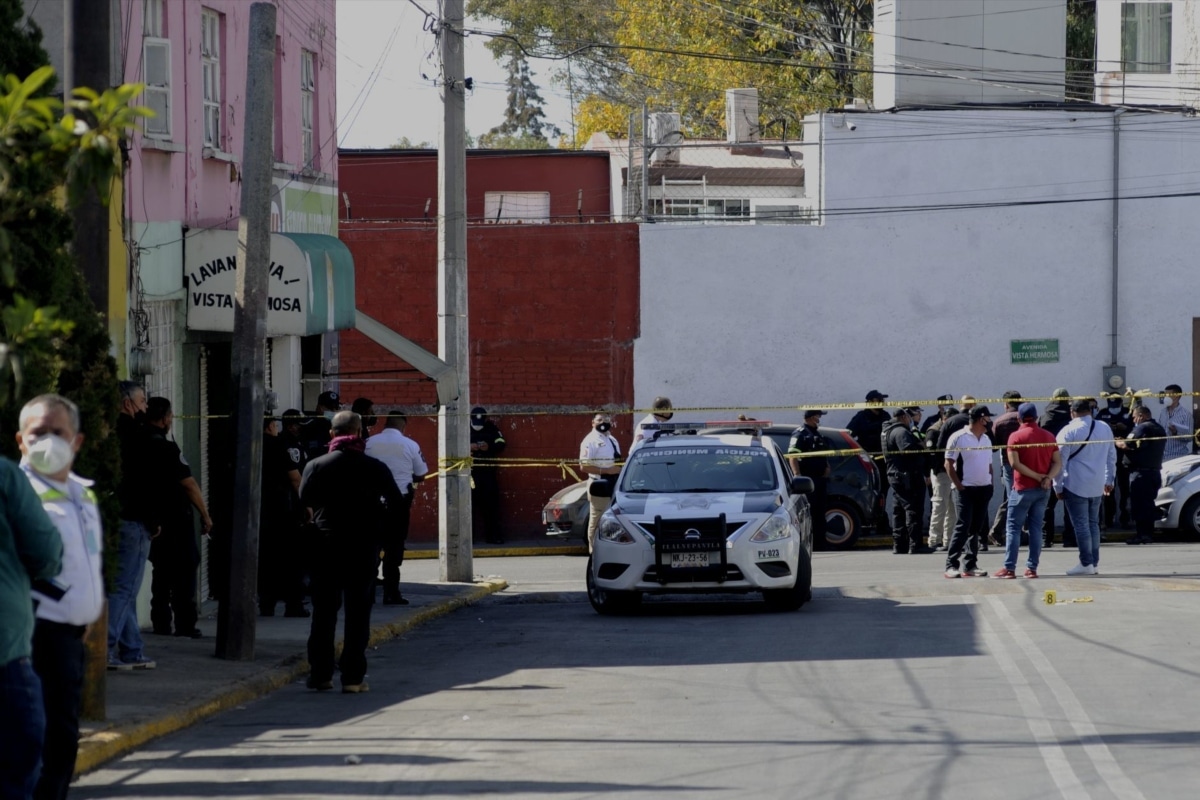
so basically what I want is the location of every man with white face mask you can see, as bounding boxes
[580,413,622,553]
[17,394,103,800]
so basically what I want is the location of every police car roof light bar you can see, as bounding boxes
[641,421,706,440]
[703,420,773,440]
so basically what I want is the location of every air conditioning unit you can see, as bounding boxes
[648,112,681,165]
[726,88,759,143]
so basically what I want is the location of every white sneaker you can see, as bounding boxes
[1065,563,1091,576]
[1088,565,1099,575]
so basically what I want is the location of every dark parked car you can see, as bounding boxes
[543,425,880,549]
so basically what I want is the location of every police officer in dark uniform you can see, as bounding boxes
[883,408,931,554]
[469,407,507,544]
[1097,392,1133,528]
[1116,404,1166,545]
[144,397,213,638]
[302,391,341,461]
[259,415,308,617]
[788,410,830,551]
[848,390,891,535]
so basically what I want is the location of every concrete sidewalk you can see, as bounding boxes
[75,577,507,776]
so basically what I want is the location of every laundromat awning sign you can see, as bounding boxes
[184,230,356,336]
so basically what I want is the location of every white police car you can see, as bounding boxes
[586,422,815,614]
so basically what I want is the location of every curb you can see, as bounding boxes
[74,578,508,777]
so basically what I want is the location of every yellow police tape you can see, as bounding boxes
[1044,590,1093,605]
[174,389,1198,422]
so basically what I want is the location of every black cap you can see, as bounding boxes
[904,406,922,415]
[471,406,487,417]
[936,394,954,403]
[892,408,910,419]
[865,389,888,402]
[317,391,340,408]
[804,409,826,419]
[1071,398,1093,414]
[969,405,993,420]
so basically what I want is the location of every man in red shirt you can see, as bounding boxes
[994,403,1062,579]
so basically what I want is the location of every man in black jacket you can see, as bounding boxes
[1098,392,1133,528]
[884,409,930,554]
[1039,388,1075,547]
[1116,405,1167,545]
[300,411,405,694]
[848,390,890,534]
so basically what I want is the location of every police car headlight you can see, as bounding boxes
[597,513,635,544]
[749,507,793,543]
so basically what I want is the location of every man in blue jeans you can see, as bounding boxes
[1054,399,1117,576]
[109,381,157,670]
[993,404,1061,579]
[0,456,63,799]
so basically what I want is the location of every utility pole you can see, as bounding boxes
[216,2,275,660]
[437,0,473,582]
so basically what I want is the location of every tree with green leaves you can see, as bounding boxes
[1,3,149,571]
[470,0,874,143]
[479,49,563,149]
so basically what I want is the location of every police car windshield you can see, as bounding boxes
[620,445,777,493]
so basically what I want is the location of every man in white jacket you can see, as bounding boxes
[18,394,105,800]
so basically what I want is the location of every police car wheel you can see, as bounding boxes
[824,501,862,550]
[1180,495,1200,540]
[763,549,812,612]
[586,557,642,615]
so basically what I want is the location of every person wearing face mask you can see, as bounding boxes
[1157,384,1194,461]
[302,391,341,461]
[1097,392,1133,529]
[145,397,213,640]
[633,396,674,448]
[110,380,158,670]
[17,394,104,800]
[469,407,507,544]
[0,416,62,800]
[580,413,622,554]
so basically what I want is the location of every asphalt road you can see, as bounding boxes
[73,547,1200,799]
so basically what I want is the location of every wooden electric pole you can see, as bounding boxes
[216,2,275,660]
[437,0,473,582]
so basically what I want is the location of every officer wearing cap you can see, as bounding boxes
[848,390,891,535]
[788,411,830,550]
[469,407,507,544]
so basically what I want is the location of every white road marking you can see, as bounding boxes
[985,596,1147,800]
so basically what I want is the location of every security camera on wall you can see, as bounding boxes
[846,120,857,131]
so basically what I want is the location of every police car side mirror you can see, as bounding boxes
[790,476,814,495]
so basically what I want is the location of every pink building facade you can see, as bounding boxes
[119,0,350,603]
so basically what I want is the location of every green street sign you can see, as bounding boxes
[1011,338,1059,364]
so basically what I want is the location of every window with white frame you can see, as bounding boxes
[142,0,170,138]
[1122,2,1172,74]
[201,8,222,147]
[483,192,551,223]
[301,50,316,168]
[650,198,751,219]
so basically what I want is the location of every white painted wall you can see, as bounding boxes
[635,108,1200,432]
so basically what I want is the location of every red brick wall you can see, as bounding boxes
[339,149,612,222]
[338,222,640,543]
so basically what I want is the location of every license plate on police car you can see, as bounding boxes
[669,552,710,568]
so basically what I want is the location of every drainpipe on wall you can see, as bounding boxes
[1110,108,1125,367]
[1104,108,1127,394]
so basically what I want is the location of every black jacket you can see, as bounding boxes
[1039,402,1072,436]
[300,449,405,556]
[883,419,925,479]
[1124,420,1167,471]
[847,409,887,456]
